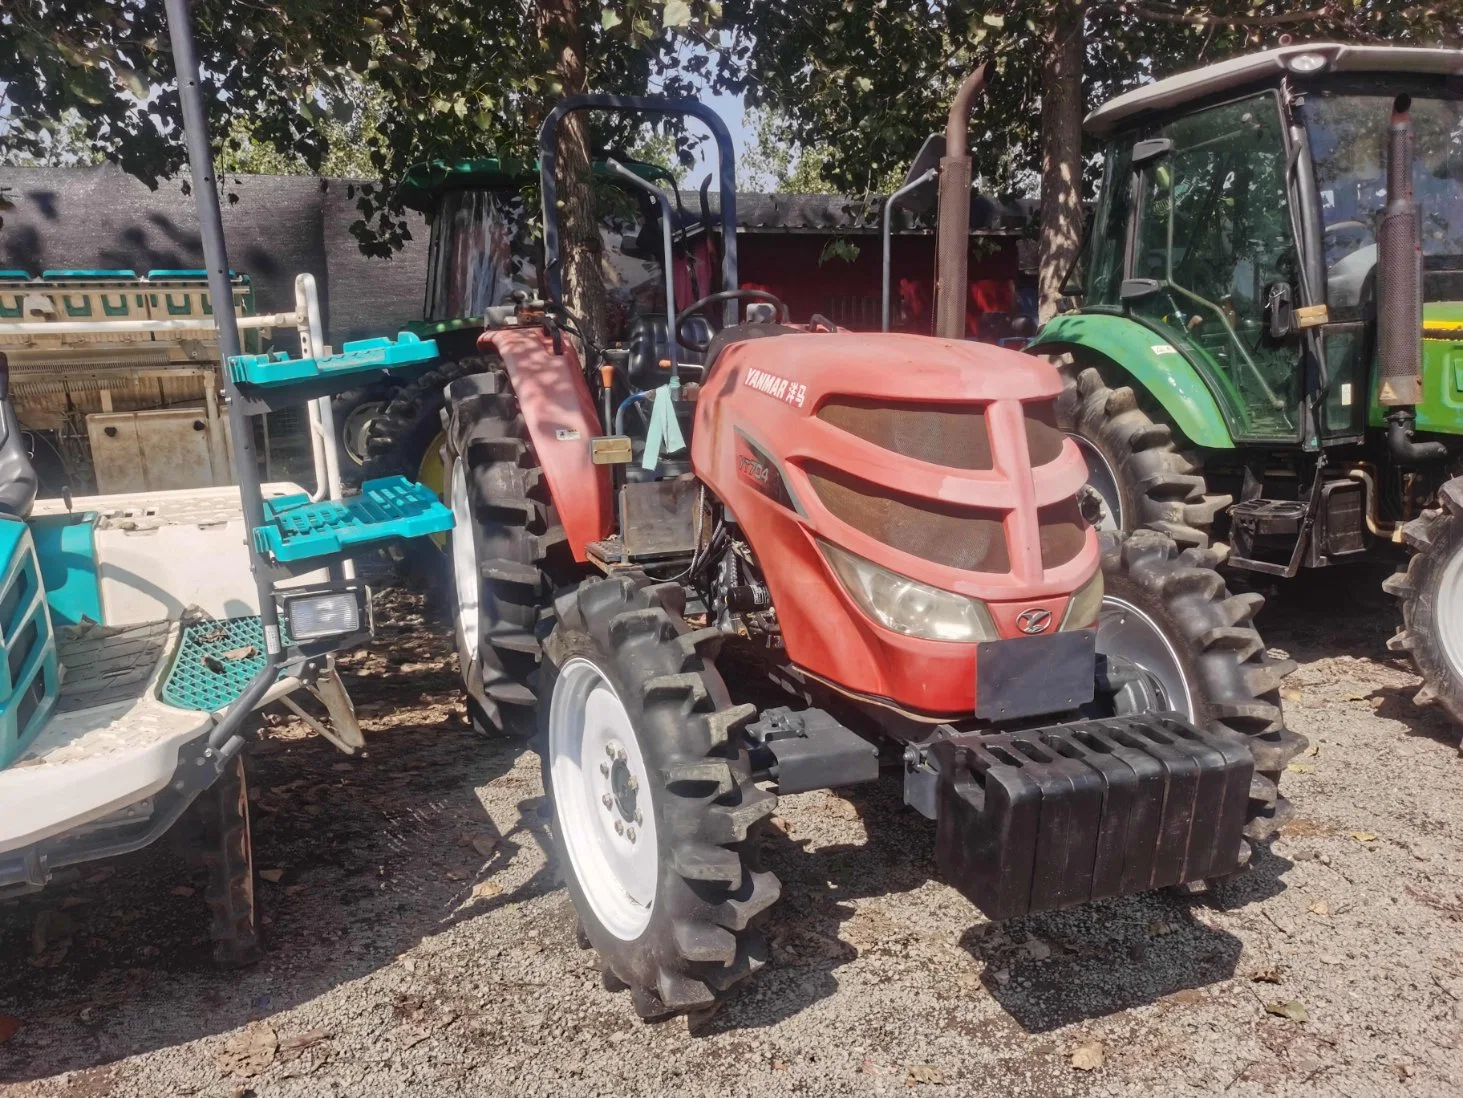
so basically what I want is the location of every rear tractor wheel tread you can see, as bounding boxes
[1061,364,1229,549]
[445,357,578,733]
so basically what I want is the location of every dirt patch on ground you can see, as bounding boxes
[3,578,1463,1097]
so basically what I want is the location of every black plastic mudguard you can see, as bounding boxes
[931,714,1253,920]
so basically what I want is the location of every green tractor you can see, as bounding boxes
[344,156,704,501]
[1031,44,1463,724]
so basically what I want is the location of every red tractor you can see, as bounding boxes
[442,85,1305,1021]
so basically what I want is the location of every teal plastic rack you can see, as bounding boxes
[253,476,453,563]
[228,332,439,388]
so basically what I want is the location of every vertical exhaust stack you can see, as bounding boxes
[1379,94,1447,462]
[934,65,988,340]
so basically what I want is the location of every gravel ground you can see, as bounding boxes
[3,573,1463,1098]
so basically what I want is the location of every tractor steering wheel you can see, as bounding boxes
[675,289,790,353]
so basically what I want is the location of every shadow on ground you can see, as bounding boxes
[0,589,547,1084]
[704,771,1292,1036]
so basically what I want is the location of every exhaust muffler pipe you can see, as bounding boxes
[934,65,988,340]
[1377,94,1446,463]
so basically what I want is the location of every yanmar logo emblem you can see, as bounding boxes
[743,368,807,408]
[1016,608,1053,635]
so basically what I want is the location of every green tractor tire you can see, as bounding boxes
[1058,363,1231,551]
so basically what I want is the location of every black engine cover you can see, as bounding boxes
[932,715,1253,920]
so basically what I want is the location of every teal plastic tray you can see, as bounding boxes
[228,332,439,388]
[254,476,453,563]
[162,616,290,712]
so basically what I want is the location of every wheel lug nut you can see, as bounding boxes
[614,819,625,836]
[605,743,616,758]
[626,827,637,843]
[599,762,610,777]
[633,810,643,825]
[626,775,638,792]
[601,794,613,810]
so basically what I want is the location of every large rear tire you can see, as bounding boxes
[444,358,575,732]
[364,356,498,500]
[539,573,780,1020]
[1058,363,1230,549]
[1384,477,1463,725]
[1096,530,1305,850]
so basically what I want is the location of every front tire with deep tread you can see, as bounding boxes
[539,573,780,1020]
[1100,530,1306,851]
[1059,363,1230,549]
[1384,476,1463,725]
[444,357,575,732]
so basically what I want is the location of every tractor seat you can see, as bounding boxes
[703,321,803,373]
[626,315,714,391]
[0,366,37,520]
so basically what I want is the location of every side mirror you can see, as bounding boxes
[1119,278,1162,301]
[1265,282,1296,340]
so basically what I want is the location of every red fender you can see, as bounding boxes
[478,327,611,563]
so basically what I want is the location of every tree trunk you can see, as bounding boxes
[1036,0,1086,324]
[537,0,609,347]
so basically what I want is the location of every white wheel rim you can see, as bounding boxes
[1071,434,1124,533]
[1435,543,1463,682]
[1096,595,1196,721]
[341,400,385,466]
[449,458,480,664]
[549,658,659,941]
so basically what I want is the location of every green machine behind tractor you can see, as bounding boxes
[336,156,701,502]
[1031,43,1463,725]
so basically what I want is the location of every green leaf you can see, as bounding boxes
[602,10,623,30]
[663,1,693,29]
[114,65,147,99]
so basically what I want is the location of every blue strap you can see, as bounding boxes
[641,384,686,471]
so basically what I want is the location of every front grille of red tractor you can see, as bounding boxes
[810,397,1084,575]
[807,466,1010,572]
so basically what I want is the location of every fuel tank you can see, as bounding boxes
[691,330,1098,717]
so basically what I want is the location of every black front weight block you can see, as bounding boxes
[931,714,1253,920]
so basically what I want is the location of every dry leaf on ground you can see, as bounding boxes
[1071,1041,1105,1071]
[1264,1000,1309,1023]
[906,1064,945,1085]
[216,1021,279,1076]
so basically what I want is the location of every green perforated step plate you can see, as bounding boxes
[254,476,454,563]
[162,616,290,712]
[228,332,438,389]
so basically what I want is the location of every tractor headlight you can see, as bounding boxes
[1285,51,1329,74]
[281,586,369,642]
[1059,569,1105,631]
[819,541,999,643]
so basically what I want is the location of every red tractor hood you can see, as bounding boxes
[692,330,1099,717]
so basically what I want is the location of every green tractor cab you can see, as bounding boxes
[1032,43,1463,726]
